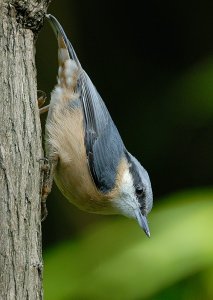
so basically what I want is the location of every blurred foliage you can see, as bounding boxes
[44,189,213,300]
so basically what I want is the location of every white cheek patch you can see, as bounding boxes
[121,169,135,196]
[112,169,140,219]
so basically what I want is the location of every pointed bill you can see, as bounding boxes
[135,209,151,237]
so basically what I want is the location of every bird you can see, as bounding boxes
[42,14,153,237]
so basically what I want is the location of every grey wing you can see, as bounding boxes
[78,71,125,193]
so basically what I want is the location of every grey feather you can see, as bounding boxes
[78,72,125,193]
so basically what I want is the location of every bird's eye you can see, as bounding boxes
[136,186,144,197]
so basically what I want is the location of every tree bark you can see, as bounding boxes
[0,1,51,299]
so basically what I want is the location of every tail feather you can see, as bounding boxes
[46,14,81,68]
[46,14,80,91]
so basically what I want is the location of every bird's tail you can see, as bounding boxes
[46,14,81,90]
[46,14,81,67]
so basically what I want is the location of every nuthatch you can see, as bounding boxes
[42,14,153,237]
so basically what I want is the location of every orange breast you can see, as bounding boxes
[46,90,128,214]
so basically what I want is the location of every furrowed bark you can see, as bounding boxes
[0,1,51,299]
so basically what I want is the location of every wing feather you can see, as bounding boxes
[78,72,125,193]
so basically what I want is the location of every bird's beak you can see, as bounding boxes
[135,209,151,238]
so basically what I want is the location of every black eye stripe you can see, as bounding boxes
[136,186,145,197]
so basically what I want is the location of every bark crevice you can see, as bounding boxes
[0,0,51,299]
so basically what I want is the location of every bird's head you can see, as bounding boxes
[112,151,153,237]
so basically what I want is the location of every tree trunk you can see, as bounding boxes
[0,1,51,299]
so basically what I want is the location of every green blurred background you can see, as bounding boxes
[36,1,213,299]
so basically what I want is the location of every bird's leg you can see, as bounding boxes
[39,105,50,114]
[37,90,50,114]
[37,90,46,108]
[39,156,58,221]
